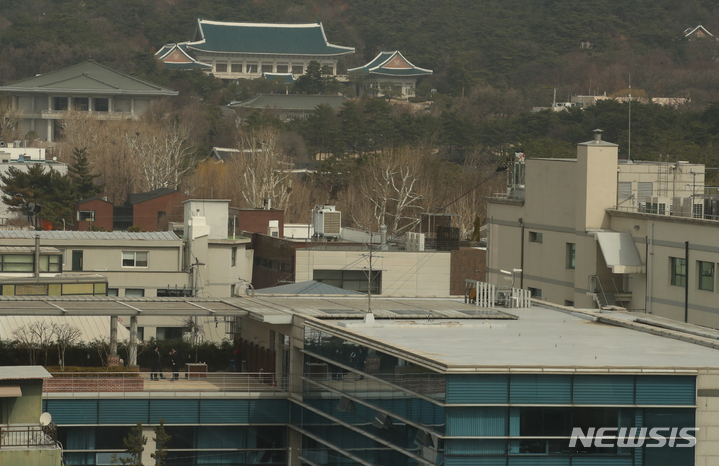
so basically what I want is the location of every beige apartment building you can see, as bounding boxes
[0,199,252,340]
[487,130,719,328]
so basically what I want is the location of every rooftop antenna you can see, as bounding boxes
[628,74,633,163]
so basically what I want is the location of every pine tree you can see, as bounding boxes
[151,419,172,466]
[112,421,146,466]
[68,147,103,200]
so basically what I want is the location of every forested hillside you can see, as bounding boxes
[1,0,719,103]
[2,0,719,234]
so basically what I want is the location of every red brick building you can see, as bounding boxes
[73,197,114,231]
[124,188,187,232]
[229,208,285,237]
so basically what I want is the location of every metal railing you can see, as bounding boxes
[0,424,58,448]
[44,372,288,396]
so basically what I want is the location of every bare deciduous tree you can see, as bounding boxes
[233,127,294,210]
[125,119,197,191]
[12,321,55,365]
[53,323,82,370]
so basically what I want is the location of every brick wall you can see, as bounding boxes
[450,248,486,295]
[73,199,114,231]
[132,192,187,232]
[43,375,144,392]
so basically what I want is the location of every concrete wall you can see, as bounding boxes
[609,212,719,326]
[2,381,43,424]
[184,200,229,240]
[696,370,719,465]
[295,249,451,297]
[0,449,62,466]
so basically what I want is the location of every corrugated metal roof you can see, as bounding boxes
[255,280,362,295]
[0,315,130,343]
[0,230,180,241]
[0,366,51,380]
[0,246,61,254]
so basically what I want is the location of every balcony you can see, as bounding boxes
[43,372,288,398]
[0,424,58,449]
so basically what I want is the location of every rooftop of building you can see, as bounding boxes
[0,366,51,380]
[307,301,719,373]
[348,50,433,77]
[187,19,354,56]
[0,60,178,96]
[228,94,348,111]
[0,230,180,241]
[126,187,179,205]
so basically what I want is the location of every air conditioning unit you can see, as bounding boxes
[645,196,670,216]
[672,197,704,218]
[313,205,341,238]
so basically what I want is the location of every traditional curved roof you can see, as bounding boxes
[186,18,355,56]
[0,61,178,96]
[263,72,296,85]
[348,50,432,77]
[156,43,212,70]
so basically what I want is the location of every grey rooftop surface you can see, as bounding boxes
[322,304,719,372]
[0,366,51,380]
[0,230,180,241]
[254,280,362,296]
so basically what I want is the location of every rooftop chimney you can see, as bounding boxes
[593,129,603,142]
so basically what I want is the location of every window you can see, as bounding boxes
[671,257,686,287]
[529,287,542,298]
[0,254,33,272]
[157,288,192,297]
[246,64,258,73]
[314,270,382,294]
[122,251,148,268]
[73,97,89,111]
[124,288,145,297]
[231,247,237,267]
[215,63,227,73]
[698,261,714,291]
[107,288,119,297]
[325,65,334,75]
[564,300,574,307]
[566,243,576,269]
[276,65,288,73]
[53,97,68,111]
[93,98,108,112]
[529,232,543,243]
[39,255,61,272]
[261,64,273,73]
[231,63,242,73]
[77,210,95,222]
[291,65,304,75]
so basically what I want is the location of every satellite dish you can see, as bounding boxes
[40,412,52,426]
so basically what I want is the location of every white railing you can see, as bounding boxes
[44,372,288,396]
[465,279,531,308]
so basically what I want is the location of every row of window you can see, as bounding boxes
[213,63,333,75]
[671,257,719,291]
[52,97,109,112]
[0,254,61,273]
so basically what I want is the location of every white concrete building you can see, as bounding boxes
[487,130,719,329]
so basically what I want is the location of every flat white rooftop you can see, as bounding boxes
[321,305,719,372]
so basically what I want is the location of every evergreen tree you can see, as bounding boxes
[0,165,51,219]
[68,148,103,200]
[112,422,146,466]
[151,419,172,466]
